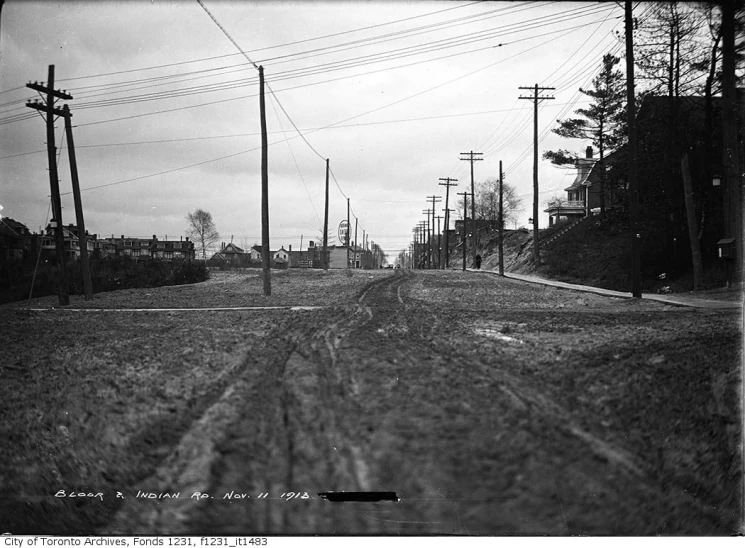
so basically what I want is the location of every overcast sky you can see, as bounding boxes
[0,0,627,259]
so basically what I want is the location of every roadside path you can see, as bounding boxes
[471,269,742,310]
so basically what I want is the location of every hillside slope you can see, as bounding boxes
[451,209,728,293]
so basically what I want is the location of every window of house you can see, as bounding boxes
[124,240,133,247]
[165,251,173,259]
[174,242,182,249]
[132,249,141,257]
[157,243,165,249]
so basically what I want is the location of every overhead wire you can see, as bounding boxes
[0,8,618,128]
[68,6,615,111]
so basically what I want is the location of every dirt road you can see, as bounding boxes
[1,269,741,535]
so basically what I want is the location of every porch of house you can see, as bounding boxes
[545,200,586,226]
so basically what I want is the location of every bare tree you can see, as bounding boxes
[186,209,219,261]
[457,178,523,229]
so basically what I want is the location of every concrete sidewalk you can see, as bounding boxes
[472,269,742,310]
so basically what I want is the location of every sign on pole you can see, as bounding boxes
[338,220,349,244]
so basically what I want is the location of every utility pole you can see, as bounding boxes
[460,151,483,264]
[721,0,742,284]
[412,227,418,269]
[26,66,71,306]
[519,84,555,265]
[498,160,505,276]
[457,191,470,271]
[323,158,329,270]
[435,215,442,269]
[418,221,427,268]
[346,198,351,270]
[426,195,442,269]
[422,210,432,269]
[438,177,458,269]
[362,229,366,268]
[259,66,271,296]
[442,207,454,269]
[624,2,641,297]
[353,217,358,268]
[62,105,92,300]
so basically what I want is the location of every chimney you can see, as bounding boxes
[289,245,292,251]
[586,146,593,159]
[222,242,225,250]
[121,234,124,240]
[153,235,157,241]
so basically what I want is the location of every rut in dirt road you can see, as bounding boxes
[104,270,736,535]
[103,272,411,534]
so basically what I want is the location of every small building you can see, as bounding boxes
[208,242,247,267]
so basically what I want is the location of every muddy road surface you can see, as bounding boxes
[1,269,741,535]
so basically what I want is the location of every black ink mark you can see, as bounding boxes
[318,491,399,503]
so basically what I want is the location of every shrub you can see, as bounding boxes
[0,256,209,304]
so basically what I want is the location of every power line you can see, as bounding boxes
[1,4,613,117]
[42,0,484,86]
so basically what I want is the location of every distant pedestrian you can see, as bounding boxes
[475,254,482,270]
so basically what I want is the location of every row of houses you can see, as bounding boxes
[208,240,378,269]
[0,220,196,263]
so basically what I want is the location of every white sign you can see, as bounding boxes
[338,220,349,243]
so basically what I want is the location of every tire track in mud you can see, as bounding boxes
[101,272,410,535]
[102,270,730,534]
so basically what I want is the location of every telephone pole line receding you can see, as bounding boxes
[426,195,442,270]
[460,151,483,265]
[422,209,433,269]
[519,84,555,265]
[26,65,72,307]
[457,191,470,272]
[438,177,458,269]
[259,66,271,296]
[346,198,350,270]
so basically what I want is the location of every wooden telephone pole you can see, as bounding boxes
[259,66,271,296]
[323,158,329,270]
[460,152,482,264]
[26,65,71,306]
[519,84,555,265]
[353,217,358,268]
[422,209,432,269]
[435,215,442,269]
[498,160,505,276]
[720,0,742,285]
[426,195,442,269]
[346,198,350,270]
[62,105,92,300]
[624,1,641,297]
[457,191,470,271]
[438,177,458,269]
